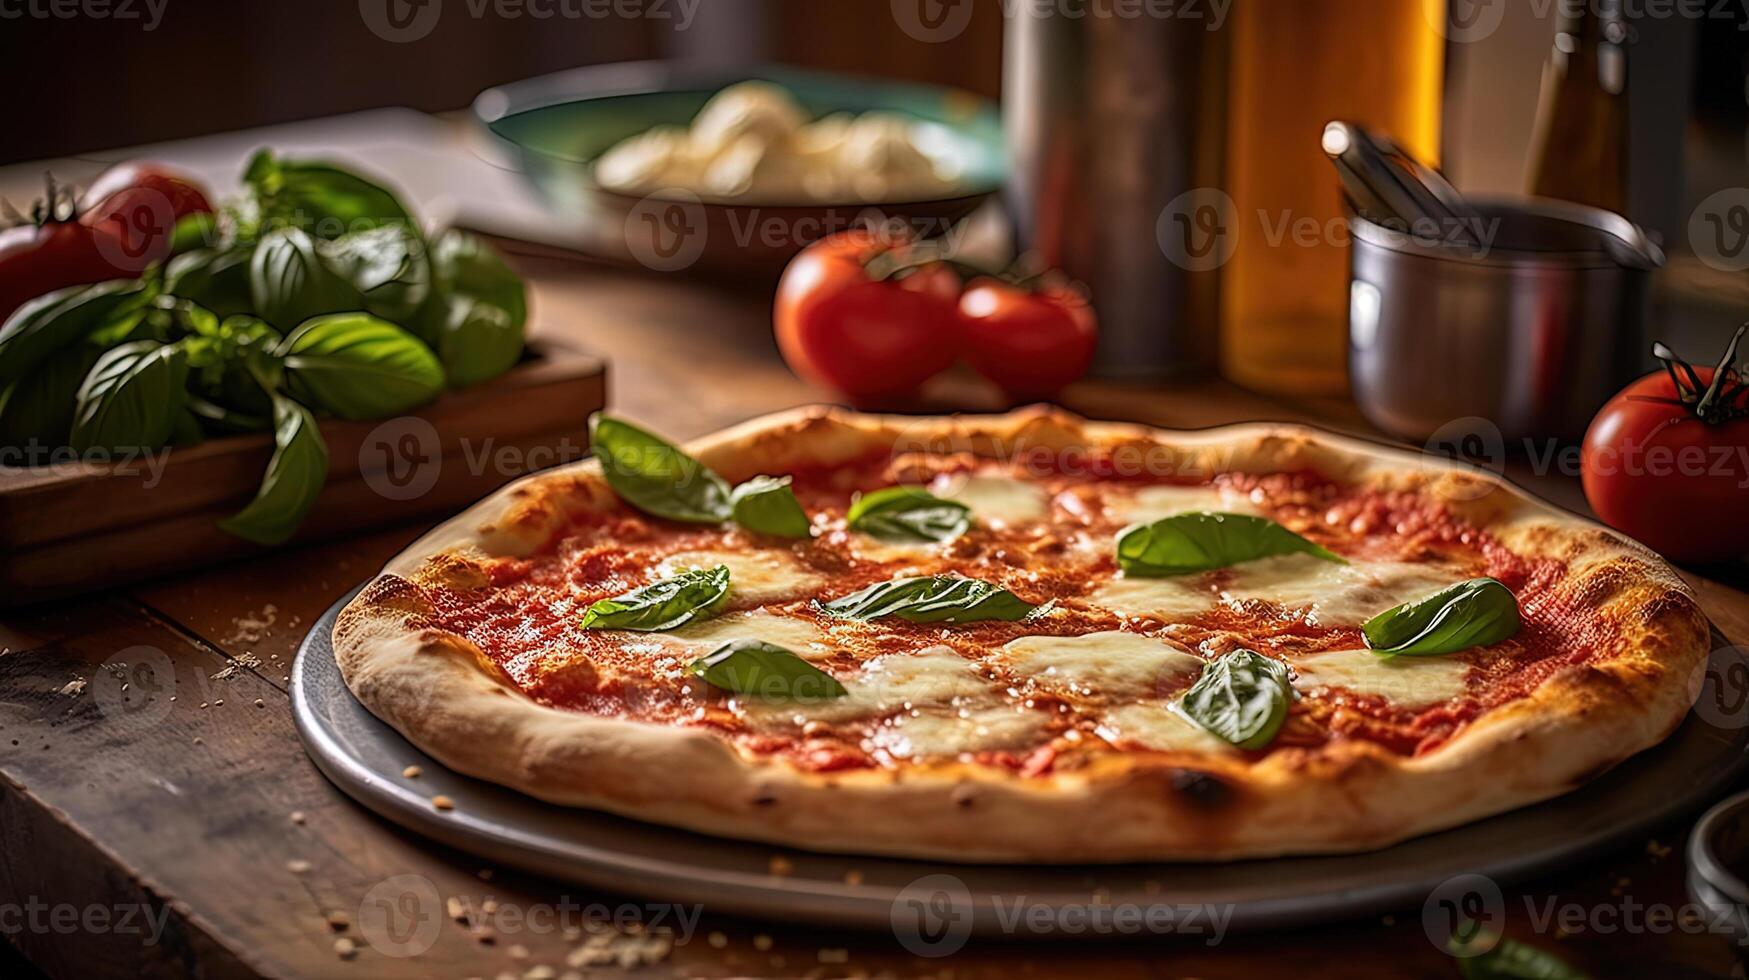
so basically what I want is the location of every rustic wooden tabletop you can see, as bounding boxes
[3,248,1748,980]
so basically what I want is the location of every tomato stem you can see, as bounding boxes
[1652,323,1747,425]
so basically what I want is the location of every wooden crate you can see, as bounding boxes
[0,339,605,605]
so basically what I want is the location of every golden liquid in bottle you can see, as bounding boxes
[1221,0,1446,395]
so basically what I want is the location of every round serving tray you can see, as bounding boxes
[294,586,1749,937]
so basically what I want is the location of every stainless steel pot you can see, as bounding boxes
[1004,7,1230,378]
[1348,197,1663,444]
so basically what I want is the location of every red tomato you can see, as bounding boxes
[774,229,960,400]
[0,219,118,323]
[79,161,213,275]
[957,278,1098,398]
[1581,332,1749,564]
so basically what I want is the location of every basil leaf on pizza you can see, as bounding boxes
[1363,577,1521,657]
[846,486,970,543]
[591,414,732,524]
[730,475,811,538]
[819,575,1036,623]
[689,640,848,700]
[1174,649,1294,750]
[580,565,730,631]
[1116,511,1345,577]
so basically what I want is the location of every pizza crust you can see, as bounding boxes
[333,406,1711,862]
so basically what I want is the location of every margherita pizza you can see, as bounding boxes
[333,408,1710,862]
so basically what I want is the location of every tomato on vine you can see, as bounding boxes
[1581,325,1749,564]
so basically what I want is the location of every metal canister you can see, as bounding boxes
[1347,197,1663,444]
[1003,6,1230,378]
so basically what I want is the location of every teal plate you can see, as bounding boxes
[473,62,1004,276]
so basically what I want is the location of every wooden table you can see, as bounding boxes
[4,248,1748,980]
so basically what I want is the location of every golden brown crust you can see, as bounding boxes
[333,406,1711,862]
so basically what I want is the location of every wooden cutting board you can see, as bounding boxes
[0,338,605,605]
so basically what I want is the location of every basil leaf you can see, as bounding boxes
[1451,931,1589,979]
[1116,511,1345,577]
[0,280,150,385]
[184,315,279,420]
[1174,649,1293,750]
[279,314,444,420]
[68,340,190,453]
[248,227,364,330]
[819,575,1037,623]
[244,150,416,237]
[590,414,731,524]
[165,247,255,318]
[580,565,730,631]
[218,391,328,544]
[846,486,971,543]
[0,343,100,451]
[320,224,431,324]
[690,639,848,700]
[1363,577,1521,657]
[730,475,811,538]
[422,292,524,388]
[429,229,526,328]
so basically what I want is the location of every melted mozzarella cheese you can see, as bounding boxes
[658,549,823,605]
[1113,484,1263,525]
[1222,554,1466,627]
[932,474,1050,527]
[1096,703,1235,754]
[1292,649,1469,707]
[1088,575,1219,622]
[669,610,835,661]
[731,645,994,731]
[871,704,1046,759]
[855,646,995,708]
[1001,631,1204,701]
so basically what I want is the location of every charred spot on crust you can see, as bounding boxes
[1167,769,1231,808]
[751,792,779,807]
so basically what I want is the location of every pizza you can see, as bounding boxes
[332,407,1710,862]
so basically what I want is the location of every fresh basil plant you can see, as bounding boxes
[1174,649,1294,750]
[218,391,329,546]
[580,565,731,631]
[244,150,416,237]
[1362,577,1521,658]
[1116,511,1345,577]
[819,575,1037,624]
[591,414,732,524]
[319,224,430,324]
[68,340,190,453]
[689,639,848,700]
[0,280,151,385]
[846,486,970,543]
[278,314,444,420]
[730,475,811,538]
[248,227,363,330]
[0,344,100,449]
